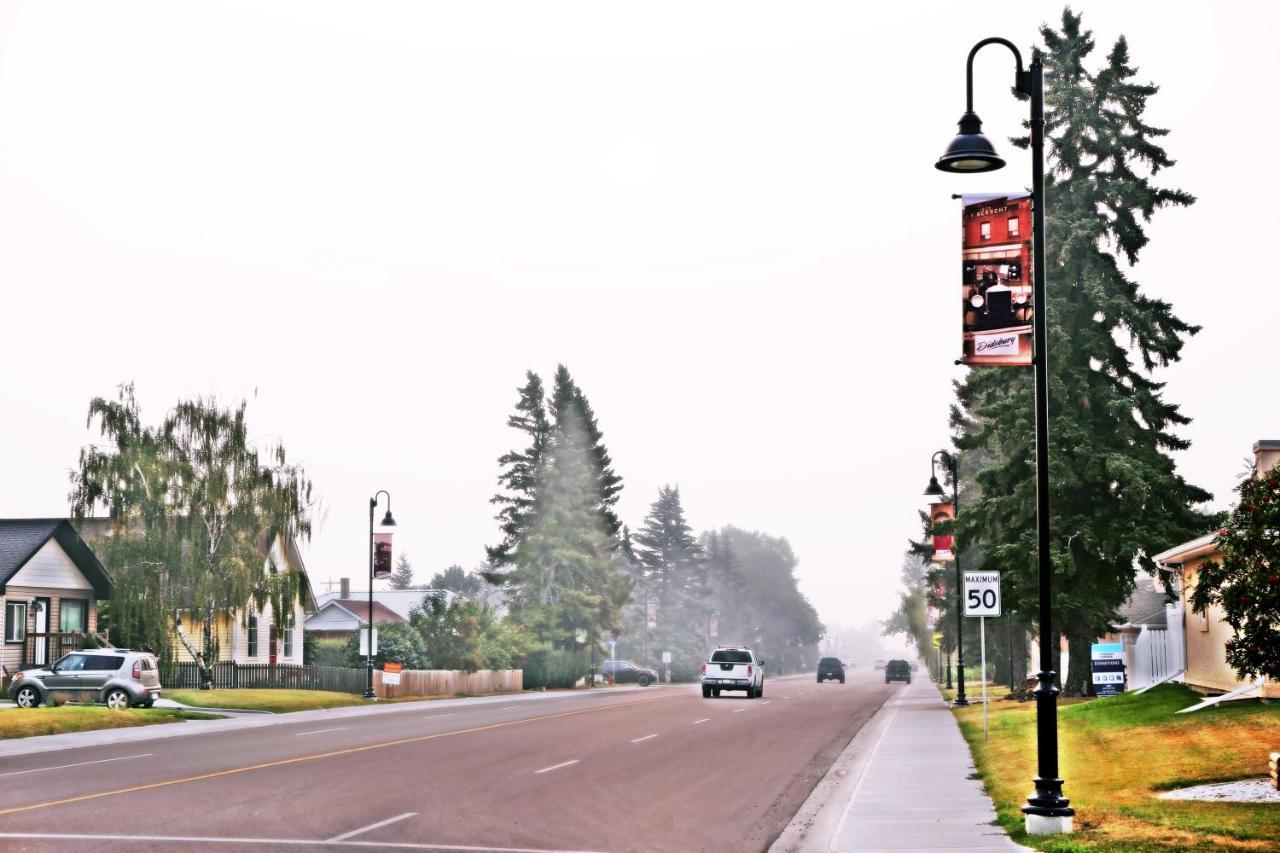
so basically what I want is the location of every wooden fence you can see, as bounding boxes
[165,662,367,693]
[375,668,522,699]
[163,662,522,698]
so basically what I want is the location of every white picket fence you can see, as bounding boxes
[1127,604,1185,690]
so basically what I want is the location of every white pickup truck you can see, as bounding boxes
[700,647,765,698]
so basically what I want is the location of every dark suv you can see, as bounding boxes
[884,659,912,684]
[599,659,659,687]
[817,657,845,683]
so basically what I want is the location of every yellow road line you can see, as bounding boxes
[0,695,667,818]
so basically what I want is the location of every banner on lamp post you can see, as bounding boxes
[646,599,658,630]
[709,613,719,639]
[931,502,955,563]
[373,532,393,579]
[961,193,1034,366]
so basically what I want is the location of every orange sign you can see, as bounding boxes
[383,661,404,674]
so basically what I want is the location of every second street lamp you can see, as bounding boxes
[935,36,1073,835]
[924,450,967,707]
[366,491,396,701]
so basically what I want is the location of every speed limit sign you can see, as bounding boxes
[963,571,1001,617]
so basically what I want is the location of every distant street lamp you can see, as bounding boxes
[366,491,396,700]
[924,450,967,707]
[934,37,1072,834]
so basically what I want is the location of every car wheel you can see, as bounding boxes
[757,682,764,698]
[816,676,823,683]
[702,686,712,698]
[638,675,652,687]
[14,686,40,709]
[712,688,721,697]
[104,688,132,710]
[839,677,845,684]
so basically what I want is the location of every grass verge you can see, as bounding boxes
[954,682,1280,851]
[0,706,220,739]
[166,689,367,713]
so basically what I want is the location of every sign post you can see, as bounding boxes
[661,650,672,684]
[964,571,1001,740]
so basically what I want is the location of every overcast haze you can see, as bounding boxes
[2,1,1277,636]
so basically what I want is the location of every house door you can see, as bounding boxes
[33,598,50,666]
[268,624,278,666]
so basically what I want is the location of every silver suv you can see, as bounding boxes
[8,649,162,709]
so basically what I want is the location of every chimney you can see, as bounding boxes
[1253,441,1280,479]
[340,577,350,599]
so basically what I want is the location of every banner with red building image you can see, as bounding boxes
[961,193,1033,366]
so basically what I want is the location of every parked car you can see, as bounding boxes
[817,657,845,683]
[884,659,912,684]
[599,659,659,687]
[8,649,162,709]
[700,646,765,698]
[873,659,887,671]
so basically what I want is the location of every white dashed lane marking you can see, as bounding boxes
[534,759,580,775]
[630,734,659,743]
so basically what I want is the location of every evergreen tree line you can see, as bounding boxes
[886,10,1216,696]
[485,365,823,686]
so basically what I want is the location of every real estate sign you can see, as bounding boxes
[1090,642,1126,696]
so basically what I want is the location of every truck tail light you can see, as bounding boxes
[700,663,706,675]
[131,662,141,679]
[747,665,754,677]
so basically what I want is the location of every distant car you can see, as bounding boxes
[873,659,887,671]
[817,657,845,684]
[8,649,162,709]
[884,659,912,684]
[599,659,659,687]
[701,647,765,698]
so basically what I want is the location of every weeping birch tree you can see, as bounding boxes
[69,384,315,684]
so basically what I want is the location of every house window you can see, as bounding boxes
[247,615,259,657]
[59,599,88,633]
[4,603,26,643]
[283,624,293,657]
[1007,217,1019,238]
[980,221,991,241]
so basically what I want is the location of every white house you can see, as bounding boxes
[0,519,113,677]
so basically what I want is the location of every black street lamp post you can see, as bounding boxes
[366,491,396,701]
[924,450,967,707]
[935,37,1073,834]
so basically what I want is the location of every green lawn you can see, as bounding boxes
[166,689,366,713]
[953,683,1280,851]
[0,706,220,740]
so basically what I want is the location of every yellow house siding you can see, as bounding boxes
[1180,557,1280,698]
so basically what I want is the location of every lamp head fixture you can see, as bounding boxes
[935,110,1005,173]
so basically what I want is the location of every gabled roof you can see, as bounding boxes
[1152,530,1222,567]
[0,519,113,597]
[311,598,406,626]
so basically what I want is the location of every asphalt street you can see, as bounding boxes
[0,669,898,853]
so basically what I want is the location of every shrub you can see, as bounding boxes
[341,623,428,670]
[521,644,589,689]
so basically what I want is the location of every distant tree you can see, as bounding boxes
[633,486,708,675]
[428,564,484,599]
[342,622,427,670]
[389,552,416,590]
[549,365,624,541]
[883,553,932,660]
[409,593,528,672]
[1191,463,1280,682]
[70,384,313,684]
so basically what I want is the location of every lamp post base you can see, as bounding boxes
[363,690,377,701]
[1024,813,1073,835]
[951,696,969,708]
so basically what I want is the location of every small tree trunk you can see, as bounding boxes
[174,612,212,690]
[1062,617,1094,697]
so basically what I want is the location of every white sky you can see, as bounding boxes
[2,1,1276,633]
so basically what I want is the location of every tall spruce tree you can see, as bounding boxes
[389,552,416,590]
[953,10,1212,695]
[486,371,550,570]
[485,367,630,658]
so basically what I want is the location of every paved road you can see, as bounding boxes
[0,670,897,852]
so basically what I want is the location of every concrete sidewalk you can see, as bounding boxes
[772,677,1027,852]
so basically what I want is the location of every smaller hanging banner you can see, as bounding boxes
[709,614,719,638]
[931,502,956,562]
[961,193,1034,366]
[646,599,658,629]
[373,532,393,579]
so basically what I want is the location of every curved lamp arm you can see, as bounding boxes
[965,37,1031,110]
